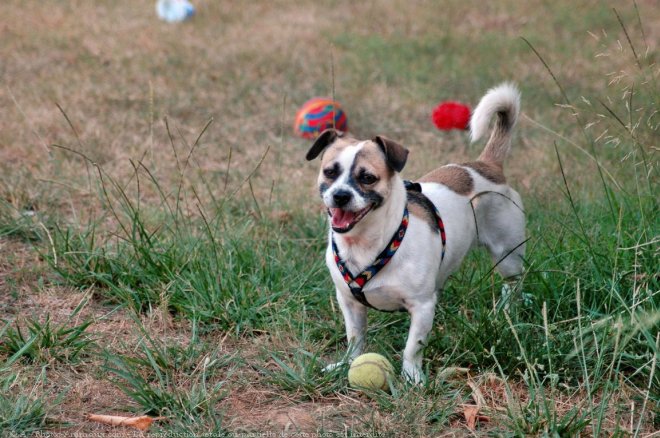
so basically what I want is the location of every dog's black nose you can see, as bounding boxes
[332,190,352,207]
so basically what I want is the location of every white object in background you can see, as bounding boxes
[156,0,195,23]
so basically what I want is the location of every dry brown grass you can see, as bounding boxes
[3,1,656,211]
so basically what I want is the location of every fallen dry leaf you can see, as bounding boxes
[463,404,480,430]
[462,404,490,430]
[87,413,163,431]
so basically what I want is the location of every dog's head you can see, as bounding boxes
[306,128,409,234]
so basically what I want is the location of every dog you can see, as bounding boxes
[305,83,526,383]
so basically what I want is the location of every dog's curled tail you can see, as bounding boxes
[470,83,521,165]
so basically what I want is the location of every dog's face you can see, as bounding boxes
[306,129,409,234]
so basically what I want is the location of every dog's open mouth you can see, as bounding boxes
[329,205,372,233]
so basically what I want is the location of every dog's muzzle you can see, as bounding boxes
[332,189,352,208]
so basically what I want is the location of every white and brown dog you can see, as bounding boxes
[306,83,526,383]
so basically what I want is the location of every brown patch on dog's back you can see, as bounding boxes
[418,165,474,195]
[462,161,506,184]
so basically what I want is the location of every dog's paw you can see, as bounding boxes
[322,361,348,373]
[402,363,425,385]
[497,283,514,311]
[497,282,533,312]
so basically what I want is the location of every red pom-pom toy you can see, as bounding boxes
[432,101,471,131]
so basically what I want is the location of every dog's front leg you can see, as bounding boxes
[402,301,436,384]
[323,288,367,372]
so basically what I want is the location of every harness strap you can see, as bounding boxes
[405,180,447,260]
[332,207,409,310]
[332,182,447,311]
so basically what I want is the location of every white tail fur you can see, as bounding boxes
[470,83,521,165]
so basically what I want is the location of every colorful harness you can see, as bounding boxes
[331,182,446,311]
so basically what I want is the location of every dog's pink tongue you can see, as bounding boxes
[330,208,356,229]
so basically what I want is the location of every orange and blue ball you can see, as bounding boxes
[293,98,348,139]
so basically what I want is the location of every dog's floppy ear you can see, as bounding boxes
[373,135,409,172]
[306,129,342,161]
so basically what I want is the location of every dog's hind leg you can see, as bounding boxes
[476,189,526,278]
[476,189,526,309]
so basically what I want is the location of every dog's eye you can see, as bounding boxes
[323,167,338,179]
[359,173,378,185]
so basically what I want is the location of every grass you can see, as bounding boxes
[0,0,658,435]
[47,165,328,335]
[0,200,45,243]
[0,371,53,435]
[103,320,231,433]
[0,297,95,365]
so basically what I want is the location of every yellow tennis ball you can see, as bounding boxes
[348,353,394,391]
